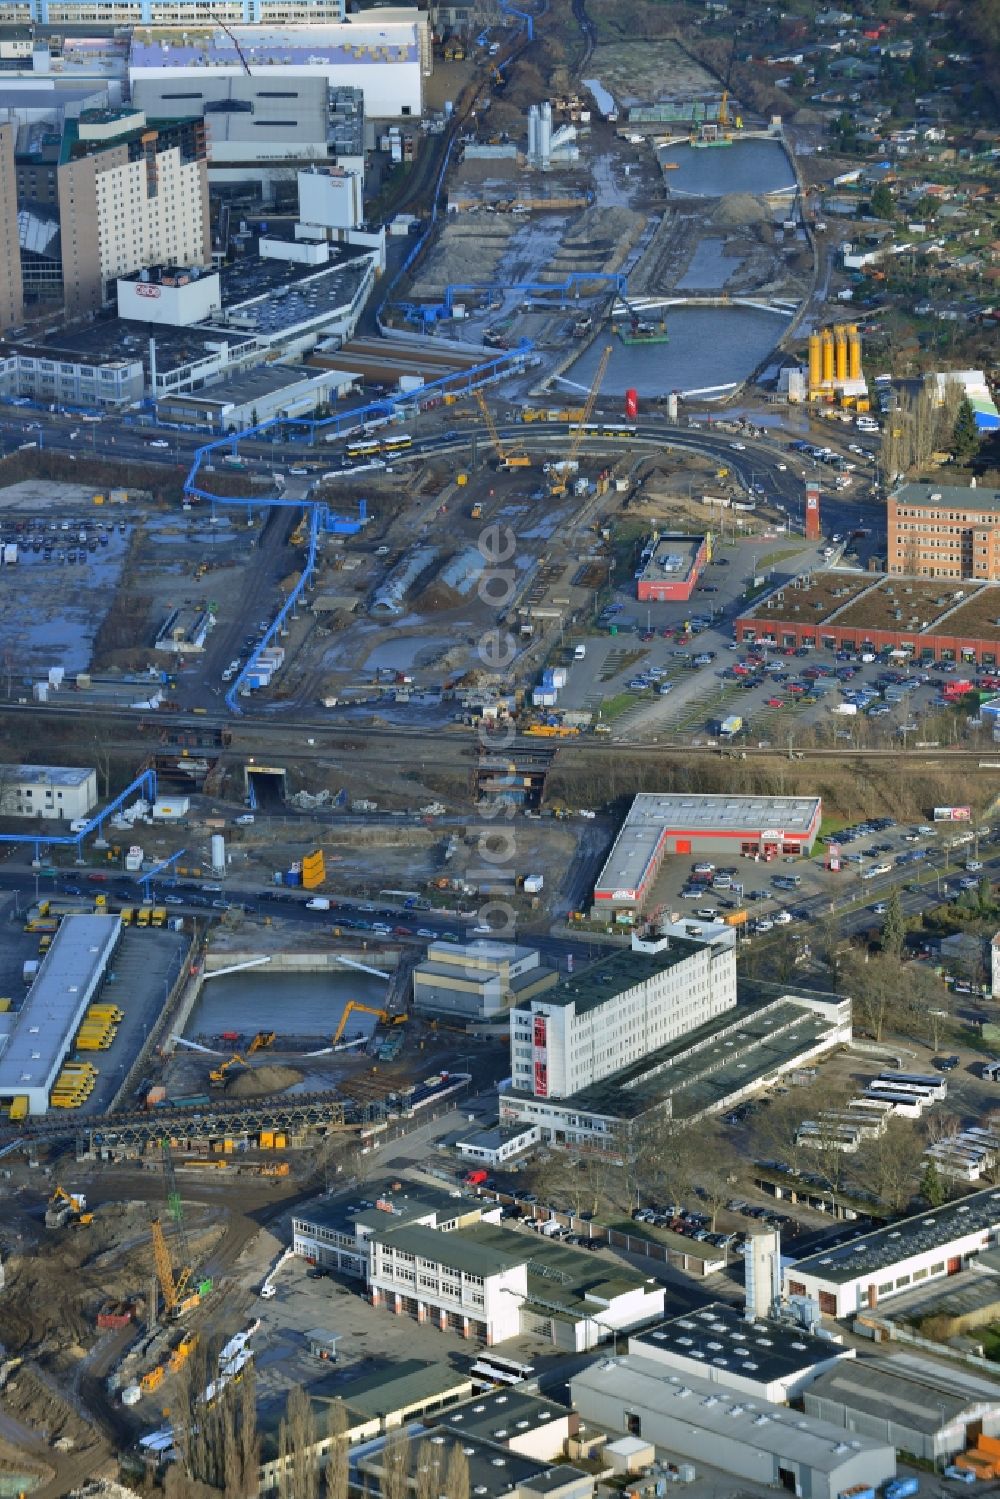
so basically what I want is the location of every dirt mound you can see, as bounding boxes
[712,193,768,226]
[226,1063,302,1097]
[414,580,463,613]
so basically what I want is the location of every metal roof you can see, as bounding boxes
[0,762,94,787]
[571,1355,893,1471]
[791,1186,1000,1284]
[596,793,821,897]
[893,482,1000,514]
[632,1303,848,1385]
[0,914,120,1096]
[370,1221,525,1277]
[806,1354,1000,1431]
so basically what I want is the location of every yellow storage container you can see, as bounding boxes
[9,1095,28,1120]
[274,1133,286,1149]
[259,1130,274,1150]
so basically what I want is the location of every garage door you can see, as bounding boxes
[675,839,691,855]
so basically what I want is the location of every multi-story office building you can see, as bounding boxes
[508,934,738,1103]
[14,106,209,313]
[888,483,1000,581]
[0,764,98,821]
[0,122,24,330]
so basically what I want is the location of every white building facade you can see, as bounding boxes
[369,1224,527,1346]
[509,935,737,1102]
[0,764,98,820]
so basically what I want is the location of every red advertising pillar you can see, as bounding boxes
[805,483,821,541]
[625,388,638,421]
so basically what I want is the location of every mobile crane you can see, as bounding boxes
[333,1001,406,1046]
[474,388,531,470]
[549,343,613,498]
[151,1140,196,1319]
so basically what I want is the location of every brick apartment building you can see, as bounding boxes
[888,483,1000,581]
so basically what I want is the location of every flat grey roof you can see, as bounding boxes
[571,1355,892,1471]
[514,941,705,1016]
[293,1180,471,1237]
[807,1353,1000,1430]
[0,914,120,1096]
[791,1185,1000,1284]
[363,1429,543,1499]
[434,1390,568,1444]
[371,1221,525,1277]
[1,763,94,787]
[893,482,1000,514]
[339,1359,471,1419]
[425,938,538,966]
[633,1302,848,1384]
[639,534,704,584]
[595,793,821,898]
[163,363,333,409]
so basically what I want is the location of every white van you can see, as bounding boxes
[574,644,586,660]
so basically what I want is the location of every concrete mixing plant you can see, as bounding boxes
[807,323,869,409]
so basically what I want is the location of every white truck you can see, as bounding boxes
[306,897,331,910]
[831,701,858,716]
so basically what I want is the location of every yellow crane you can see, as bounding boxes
[208,1053,249,1086]
[474,388,530,470]
[549,343,613,497]
[151,1140,194,1318]
[333,1001,406,1046]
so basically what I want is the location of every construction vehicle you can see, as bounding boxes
[151,907,167,928]
[470,501,483,520]
[45,1186,92,1229]
[87,1005,123,1023]
[136,907,151,928]
[332,1001,406,1046]
[474,388,530,469]
[119,906,135,926]
[549,344,613,497]
[209,1053,249,1087]
[248,1030,274,1053]
[150,1139,195,1319]
[9,1095,28,1121]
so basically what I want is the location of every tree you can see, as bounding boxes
[445,1442,470,1499]
[952,397,980,463]
[871,182,895,219]
[920,1159,946,1207]
[286,1385,319,1499]
[380,1427,411,1499]
[415,1440,444,1499]
[325,1398,349,1499]
[880,888,905,960]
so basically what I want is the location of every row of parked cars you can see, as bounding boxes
[631,1205,739,1251]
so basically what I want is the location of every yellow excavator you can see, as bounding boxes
[549,343,613,498]
[333,1002,406,1046]
[208,1053,249,1086]
[248,1030,275,1053]
[45,1185,93,1229]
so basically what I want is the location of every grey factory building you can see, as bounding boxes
[803,1353,1000,1464]
[413,939,557,1022]
[571,1354,897,1499]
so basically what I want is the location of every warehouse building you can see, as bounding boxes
[413,939,557,1023]
[804,1353,1000,1465]
[630,1301,853,1404]
[0,763,97,821]
[570,1355,897,1499]
[592,793,822,920]
[360,1431,593,1499]
[0,914,121,1116]
[784,1186,1000,1318]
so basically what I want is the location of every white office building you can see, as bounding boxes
[369,1222,528,1346]
[509,932,737,1102]
[0,764,97,821]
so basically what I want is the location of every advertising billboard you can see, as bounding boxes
[532,1014,548,1098]
[933,806,972,822]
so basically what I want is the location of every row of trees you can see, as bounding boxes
[163,1360,473,1499]
[878,381,978,484]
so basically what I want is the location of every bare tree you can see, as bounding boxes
[325,1398,349,1499]
[380,1427,411,1499]
[286,1384,319,1499]
[415,1439,444,1499]
[851,1118,925,1212]
[445,1442,470,1499]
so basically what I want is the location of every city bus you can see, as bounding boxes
[871,1072,948,1101]
[469,1355,536,1388]
[381,432,413,453]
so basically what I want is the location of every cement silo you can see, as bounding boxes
[821,328,835,386]
[808,333,822,392]
[834,324,848,382]
[527,104,540,162]
[539,101,553,167]
[848,325,862,380]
